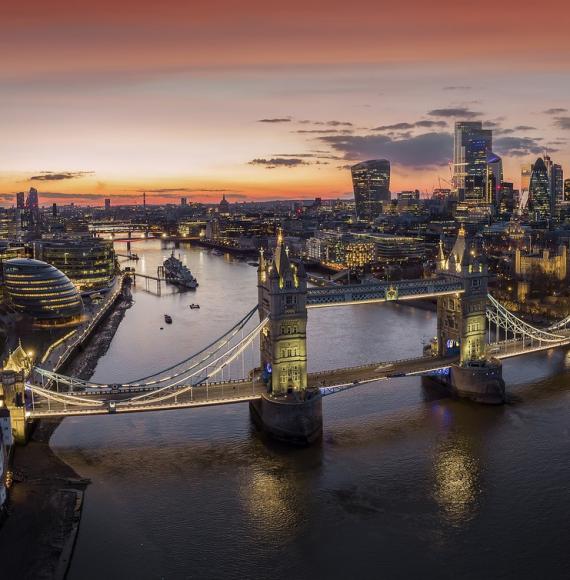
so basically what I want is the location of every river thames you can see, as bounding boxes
[51,240,570,579]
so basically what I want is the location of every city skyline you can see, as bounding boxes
[1,0,569,205]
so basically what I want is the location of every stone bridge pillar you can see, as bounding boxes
[251,232,322,444]
[434,229,505,404]
[1,370,28,444]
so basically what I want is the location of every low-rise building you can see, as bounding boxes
[514,246,567,281]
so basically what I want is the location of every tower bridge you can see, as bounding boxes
[3,228,570,445]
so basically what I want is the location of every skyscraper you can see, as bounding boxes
[351,159,391,222]
[565,178,570,201]
[528,157,551,223]
[104,198,111,211]
[486,152,503,207]
[453,122,493,204]
[543,155,562,213]
[26,187,39,210]
[520,164,533,210]
[16,192,25,209]
[497,182,517,219]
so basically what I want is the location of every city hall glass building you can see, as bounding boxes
[2,258,83,324]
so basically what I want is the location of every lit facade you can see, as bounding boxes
[33,238,115,291]
[514,246,567,281]
[351,159,390,222]
[3,258,83,323]
[528,157,550,223]
[258,238,308,394]
[453,122,493,204]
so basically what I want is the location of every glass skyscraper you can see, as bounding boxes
[351,159,391,222]
[528,157,551,223]
[453,122,493,204]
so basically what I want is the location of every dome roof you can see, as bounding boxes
[3,258,83,322]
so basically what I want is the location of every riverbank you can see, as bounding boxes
[0,288,132,579]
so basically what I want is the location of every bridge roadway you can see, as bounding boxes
[490,329,570,359]
[306,278,464,307]
[27,355,456,418]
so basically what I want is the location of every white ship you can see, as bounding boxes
[163,252,198,289]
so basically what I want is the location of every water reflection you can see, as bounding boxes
[244,467,302,536]
[429,402,482,526]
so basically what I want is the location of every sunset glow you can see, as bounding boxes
[1,0,569,205]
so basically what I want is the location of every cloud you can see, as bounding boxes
[554,116,570,130]
[249,157,309,169]
[428,107,482,119]
[295,129,353,134]
[494,136,544,157]
[544,108,568,115]
[318,131,453,168]
[257,117,292,123]
[298,120,353,127]
[373,120,447,131]
[373,122,415,131]
[443,86,472,91]
[29,171,94,181]
[514,125,537,131]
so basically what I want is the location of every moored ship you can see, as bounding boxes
[163,252,199,289]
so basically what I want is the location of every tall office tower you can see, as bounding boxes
[497,182,516,218]
[551,162,563,206]
[52,203,57,217]
[520,164,533,210]
[453,122,493,204]
[528,157,551,223]
[486,152,503,206]
[16,192,25,209]
[351,159,391,222]
[181,197,188,206]
[26,187,39,209]
[104,198,111,211]
[565,178,570,201]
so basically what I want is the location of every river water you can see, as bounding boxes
[51,240,570,579]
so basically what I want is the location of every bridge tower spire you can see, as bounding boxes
[252,231,322,444]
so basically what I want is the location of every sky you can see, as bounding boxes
[1,0,569,206]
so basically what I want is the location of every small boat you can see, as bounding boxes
[164,314,173,324]
[189,304,200,309]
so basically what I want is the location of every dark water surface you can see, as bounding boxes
[51,240,570,579]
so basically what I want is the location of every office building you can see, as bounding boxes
[105,198,111,211]
[453,122,493,204]
[520,164,533,210]
[528,157,551,223]
[351,160,390,222]
[33,238,116,292]
[16,192,25,209]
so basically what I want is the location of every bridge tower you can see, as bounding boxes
[1,370,28,444]
[251,231,322,444]
[434,228,505,403]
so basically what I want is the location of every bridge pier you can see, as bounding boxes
[253,234,323,445]
[423,361,505,404]
[249,391,322,445]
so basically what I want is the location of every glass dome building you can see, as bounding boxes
[2,258,83,324]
